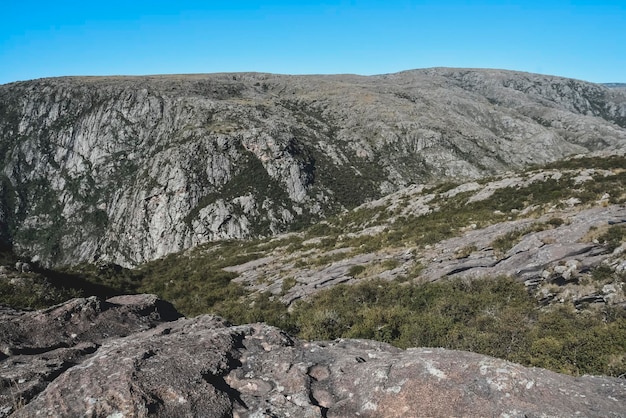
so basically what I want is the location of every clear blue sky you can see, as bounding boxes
[1,1,624,85]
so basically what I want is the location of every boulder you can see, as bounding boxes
[1,295,624,417]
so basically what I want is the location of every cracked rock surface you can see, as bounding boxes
[1,296,625,417]
[419,205,626,281]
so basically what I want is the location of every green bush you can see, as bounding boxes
[285,276,626,377]
[281,277,297,294]
[347,265,366,277]
[0,277,81,309]
[591,265,615,282]
[547,217,565,227]
[598,224,626,252]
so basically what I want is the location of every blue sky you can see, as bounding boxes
[1,1,624,85]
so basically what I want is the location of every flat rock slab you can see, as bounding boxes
[2,296,625,417]
[420,205,626,282]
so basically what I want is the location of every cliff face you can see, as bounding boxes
[0,69,625,267]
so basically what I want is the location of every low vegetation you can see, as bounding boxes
[598,224,626,253]
[0,276,80,309]
[2,155,626,377]
[209,276,626,377]
[491,221,557,257]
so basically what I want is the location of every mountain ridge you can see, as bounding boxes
[2,68,626,417]
[0,68,625,267]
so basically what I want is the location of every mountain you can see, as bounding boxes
[3,153,626,379]
[2,70,626,414]
[1,68,625,267]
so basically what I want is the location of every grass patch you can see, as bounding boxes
[455,244,477,259]
[281,277,297,295]
[288,276,626,377]
[597,224,626,252]
[591,265,616,282]
[380,258,401,270]
[491,222,556,257]
[540,154,626,171]
[0,276,81,310]
[348,265,366,277]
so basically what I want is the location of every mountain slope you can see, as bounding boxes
[0,68,625,267]
[2,154,626,378]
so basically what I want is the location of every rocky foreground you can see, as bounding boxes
[1,295,624,417]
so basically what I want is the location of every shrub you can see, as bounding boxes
[547,217,565,227]
[591,265,615,282]
[0,276,81,309]
[597,224,626,252]
[455,245,477,259]
[348,265,366,277]
[287,276,626,377]
[281,277,297,294]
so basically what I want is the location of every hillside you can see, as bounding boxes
[1,70,626,415]
[2,153,626,378]
[0,69,625,267]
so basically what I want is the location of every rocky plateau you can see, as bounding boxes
[200,161,626,314]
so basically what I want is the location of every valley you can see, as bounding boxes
[1,69,625,416]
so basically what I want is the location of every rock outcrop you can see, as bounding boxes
[223,196,626,309]
[0,69,625,267]
[1,295,624,417]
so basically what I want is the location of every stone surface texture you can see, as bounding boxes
[1,295,625,417]
[223,194,626,309]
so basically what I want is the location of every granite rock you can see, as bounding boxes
[1,296,624,417]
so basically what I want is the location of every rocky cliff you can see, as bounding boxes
[1,69,625,267]
[1,295,624,417]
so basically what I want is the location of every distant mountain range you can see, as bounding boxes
[0,68,625,267]
[603,83,626,89]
